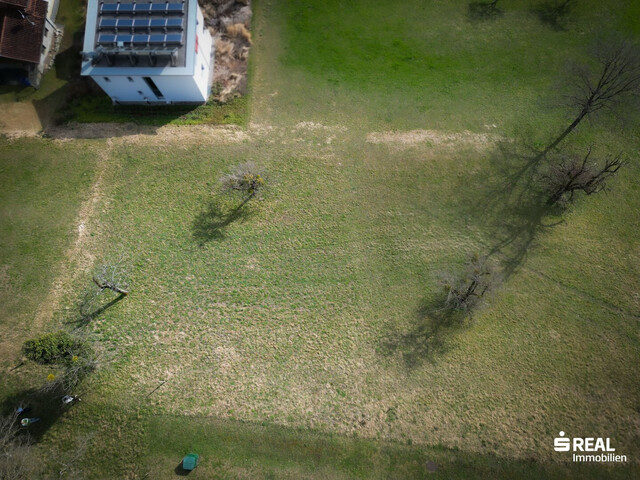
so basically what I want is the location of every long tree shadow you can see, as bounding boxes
[461,140,563,280]
[1,384,71,444]
[192,195,254,244]
[69,292,127,327]
[532,0,575,31]
[383,295,472,368]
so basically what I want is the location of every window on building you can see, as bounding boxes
[41,45,46,54]
[104,77,111,82]
[128,77,134,82]
[143,77,164,99]
[44,28,49,37]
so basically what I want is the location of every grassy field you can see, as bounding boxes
[1,0,640,478]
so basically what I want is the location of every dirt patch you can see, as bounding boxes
[200,0,252,102]
[0,102,42,138]
[31,141,113,332]
[366,129,500,151]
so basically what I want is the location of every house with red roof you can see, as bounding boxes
[0,0,61,86]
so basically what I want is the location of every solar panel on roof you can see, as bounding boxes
[134,4,151,13]
[118,18,134,27]
[101,4,118,13]
[133,19,151,28]
[149,18,165,27]
[150,3,166,12]
[166,18,183,28]
[149,34,165,43]
[133,34,149,44]
[115,34,133,43]
[167,3,184,13]
[98,34,116,44]
[118,4,134,12]
[99,18,117,28]
[165,33,182,44]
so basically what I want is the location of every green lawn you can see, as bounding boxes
[0,138,97,385]
[1,0,639,478]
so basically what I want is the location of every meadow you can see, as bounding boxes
[1,0,639,478]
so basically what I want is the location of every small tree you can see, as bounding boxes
[219,162,266,200]
[441,254,496,312]
[0,413,36,480]
[541,147,624,205]
[92,260,129,296]
[542,38,640,156]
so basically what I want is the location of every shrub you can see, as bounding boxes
[22,332,86,365]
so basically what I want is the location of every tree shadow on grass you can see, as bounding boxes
[532,0,575,31]
[460,140,563,280]
[1,384,70,444]
[192,195,255,244]
[467,0,503,22]
[383,143,564,366]
[68,292,127,328]
[382,295,471,368]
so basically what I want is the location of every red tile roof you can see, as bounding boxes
[0,0,47,64]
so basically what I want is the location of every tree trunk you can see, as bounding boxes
[93,278,129,295]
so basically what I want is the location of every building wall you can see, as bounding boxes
[193,6,213,101]
[94,73,205,104]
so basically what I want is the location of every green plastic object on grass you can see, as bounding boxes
[182,453,199,471]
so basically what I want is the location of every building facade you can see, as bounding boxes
[81,0,213,104]
[0,0,62,87]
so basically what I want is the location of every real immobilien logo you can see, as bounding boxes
[554,431,628,463]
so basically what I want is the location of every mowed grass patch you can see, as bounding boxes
[72,125,640,464]
[140,414,638,479]
[0,138,97,369]
[37,405,639,479]
[252,0,639,134]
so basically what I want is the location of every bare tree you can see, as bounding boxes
[542,38,640,156]
[441,254,497,312]
[92,260,129,296]
[219,161,266,200]
[541,147,625,205]
[0,413,36,480]
[56,433,94,480]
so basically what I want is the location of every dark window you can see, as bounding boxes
[44,27,49,37]
[104,77,111,82]
[41,45,46,54]
[128,77,134,82]
[143,77,164,99]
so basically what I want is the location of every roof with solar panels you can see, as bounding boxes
[81,0,197,74]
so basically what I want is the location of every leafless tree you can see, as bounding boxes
[219,161,266,200]
[541,147,625,205]
[0,413,36,480]
[55,433,94,480]
[542,38,640,157]
[441,254,497,312]
[92,259,129,296]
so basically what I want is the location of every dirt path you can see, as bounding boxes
[30,139,113,332]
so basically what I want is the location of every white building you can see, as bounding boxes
[81,0,213,104]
